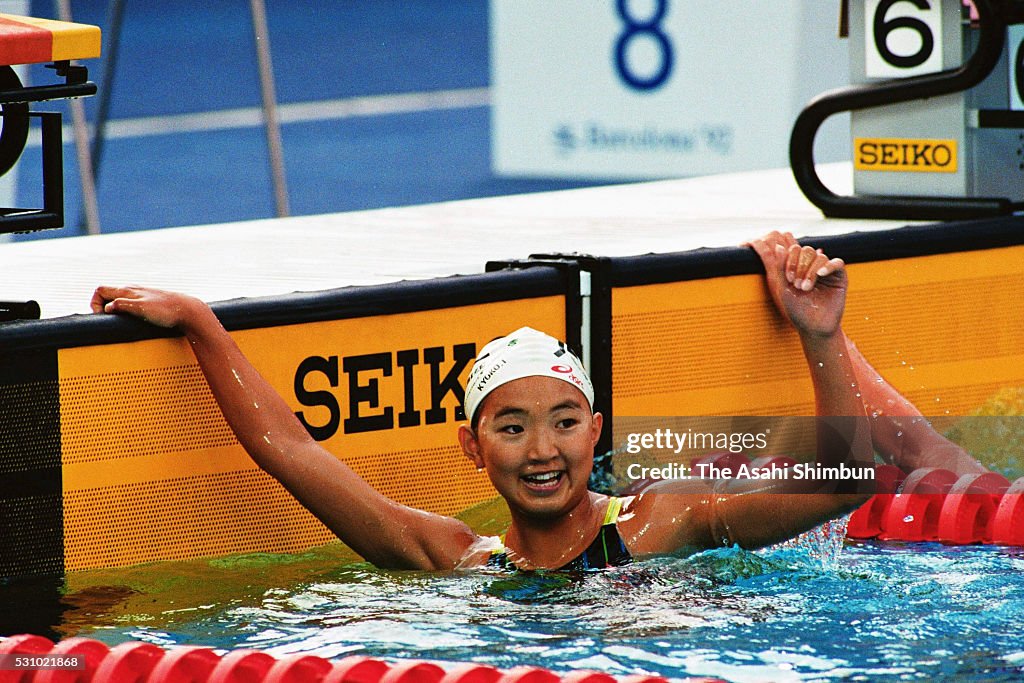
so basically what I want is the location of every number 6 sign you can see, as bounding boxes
[865,0,944,78]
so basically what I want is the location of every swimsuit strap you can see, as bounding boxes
[603,495,624,525]
[487,496,633,571]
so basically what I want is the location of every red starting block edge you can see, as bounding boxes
[0,638,727,683]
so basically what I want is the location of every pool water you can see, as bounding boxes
[10,498,1024,683]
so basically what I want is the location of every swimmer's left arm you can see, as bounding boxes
[749,233,986,477]
[617,235,873,554]
[748,232,873,478]
[620,480,870,554]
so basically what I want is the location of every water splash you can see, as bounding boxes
[771,515,851,571]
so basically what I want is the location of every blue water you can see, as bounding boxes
[50,526,1024,683]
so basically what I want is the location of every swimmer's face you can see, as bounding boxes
[458,376,602,521]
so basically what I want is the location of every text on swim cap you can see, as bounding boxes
[473,359,508,392]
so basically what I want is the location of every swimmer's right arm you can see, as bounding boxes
[91,286,480,570]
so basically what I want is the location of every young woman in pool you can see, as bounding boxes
[89,232,937,571]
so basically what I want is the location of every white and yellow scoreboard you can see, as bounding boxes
[490,1,851,179]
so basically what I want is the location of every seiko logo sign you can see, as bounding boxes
[293,343,476,441]
[854,137,958,173]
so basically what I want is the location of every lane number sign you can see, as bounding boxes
[865,0,943,78]
[614,0,674,91]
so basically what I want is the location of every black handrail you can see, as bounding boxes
[790,0,1019,220]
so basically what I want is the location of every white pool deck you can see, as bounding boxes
[1,163,917,320]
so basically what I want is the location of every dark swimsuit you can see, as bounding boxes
[487,496,633,571]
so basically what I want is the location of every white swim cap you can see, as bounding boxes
[464,327,594,423]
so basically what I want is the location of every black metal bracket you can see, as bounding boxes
[0,300,40,322]
[790,0,1021,220]
[0,61,97,105]
[485,257,585,357]
[0,62,95,233]
[0,111,66,233]
[486,254,615,459]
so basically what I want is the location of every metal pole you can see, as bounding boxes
[55,0,102,234]
[249,0,289,217]
[88,0,125,185]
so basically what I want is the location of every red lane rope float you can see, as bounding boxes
[207,651,275,683]
[846,464,906,539]
[694,452,1024,547]
[33,638,110,683]
[630,450,1024,547]
[265,655,333,683]
[0,640,722,683]
[322,658,387,683]
[148,647,220,683]
[937,472,1010,545]
[992,477,1024,546]
[560,673,617,683]
[436,664,501,683]
[92,642,164,683]
[0,634,55,683]
[494,668,559,683]
[378,662,444,683]
[879,468,959,542]
[848,467,1024,546]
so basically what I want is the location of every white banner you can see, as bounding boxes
[491,1,849,180]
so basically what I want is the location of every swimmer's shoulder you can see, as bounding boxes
[615,479,716,557]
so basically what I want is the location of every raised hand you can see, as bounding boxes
[747,231,847,339]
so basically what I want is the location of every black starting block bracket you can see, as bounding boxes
[0,62,97,234]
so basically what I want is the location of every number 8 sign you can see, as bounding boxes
[865,0,944,78]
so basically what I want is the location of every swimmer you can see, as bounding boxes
[90,235,873,571]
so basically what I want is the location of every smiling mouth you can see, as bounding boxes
[521,471,564,490]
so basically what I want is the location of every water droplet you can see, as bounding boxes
[903,515,914,523]
[909,365,915,371]
[875,377,884,383]
[855,392,861,398]
[896,431,903,437]
[818,362,824,367]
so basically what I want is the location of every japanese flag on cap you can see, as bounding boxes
[464,327,594,423]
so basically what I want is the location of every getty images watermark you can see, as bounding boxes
[615,420,877,484]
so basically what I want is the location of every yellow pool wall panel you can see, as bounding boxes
[611,244,1024,419]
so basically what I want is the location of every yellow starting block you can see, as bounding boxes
[0,13,100,233]
[0,14,101,66]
